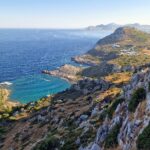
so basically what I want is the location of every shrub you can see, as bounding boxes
[104,123,121,148]
[0,126,7,139]
[128,88,146,112]
[148,82,150,92]
[80,128,96,147]
[61,129,82,150]
[33,134,59,150]
[136,123,150,150]
[99,109,108,122]
[107,98,125,119]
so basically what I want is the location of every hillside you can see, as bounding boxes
[96,27,150,46]
[1,65,150,150]
[73,27,150,78]
[0,27,150,150]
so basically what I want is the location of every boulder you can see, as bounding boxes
[90,143,101,150]
[80,115,89,121]
[91,107,99,117]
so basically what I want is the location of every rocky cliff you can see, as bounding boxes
[42,64,83,83]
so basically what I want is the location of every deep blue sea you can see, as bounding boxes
[0,29,110,103]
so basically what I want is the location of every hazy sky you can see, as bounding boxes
[0,0,150,28]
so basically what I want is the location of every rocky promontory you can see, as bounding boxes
[42,64,83,83]
[72,54,100,66]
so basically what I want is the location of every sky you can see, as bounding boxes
[0,0,150,28]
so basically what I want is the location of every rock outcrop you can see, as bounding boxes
[42,64,83,83]
[72,54,100,66]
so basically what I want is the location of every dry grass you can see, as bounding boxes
[142,48,150,56]
[104,72,132,85]
[109,54,150,67]
[96,87,122,102]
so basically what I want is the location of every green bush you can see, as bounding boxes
[107,98,125,119]
[33,134,59,150]
[61,129,82,150]
[136,123,150,150]
[128,88,146,112]
[148,82,150,92]
[80,128,96,147]
[0,126,7,139]
[99,109,108,122]
[104,123,121,148]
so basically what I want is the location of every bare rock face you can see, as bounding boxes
[90,143,101,150]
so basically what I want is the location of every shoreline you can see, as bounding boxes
[0,87,20,113]
[42,64,83,83]
[0,73,72,104]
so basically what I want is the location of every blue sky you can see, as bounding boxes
[0,0,150,28]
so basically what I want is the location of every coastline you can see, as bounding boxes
[0,87,20,113]
[42,64,83,83]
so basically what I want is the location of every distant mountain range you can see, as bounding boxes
[86,23,150,33]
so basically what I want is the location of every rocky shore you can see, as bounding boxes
[42,64,83,83]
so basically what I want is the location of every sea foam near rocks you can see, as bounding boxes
[0,81,12,86]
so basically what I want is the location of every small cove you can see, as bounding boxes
[0,29,110,103]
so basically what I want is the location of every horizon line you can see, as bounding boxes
[1,22,150,30]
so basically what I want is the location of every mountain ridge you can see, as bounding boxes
[96,27,150,46]
[86,23,150,33]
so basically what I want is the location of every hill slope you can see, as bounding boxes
[0,27,150,150]
[96,27,150,46]
[74,27,150,78]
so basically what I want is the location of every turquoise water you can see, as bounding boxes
[0,29,110,103]
[9,74,70,104]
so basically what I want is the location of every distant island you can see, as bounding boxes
[86,23,150,33]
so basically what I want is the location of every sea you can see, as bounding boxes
[0,29,111,103]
